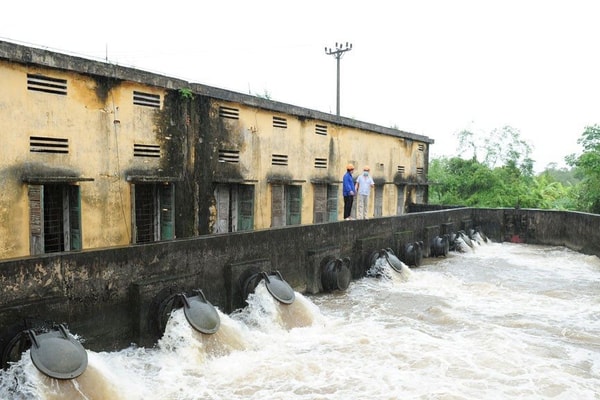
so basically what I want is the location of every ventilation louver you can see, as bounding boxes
[133,91,161,108]
[134,144,161,158]
[273,116,287,129]
[218,149,240,163]
[315,124,328,135]
[27,74,67,96]
[30,136,69,154]
[271,154,288,166]
[219,106,239,120]
[314,158,328,168]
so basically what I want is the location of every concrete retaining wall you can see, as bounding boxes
[1,208,598,356]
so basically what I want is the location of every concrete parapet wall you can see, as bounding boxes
[1,208,598,354]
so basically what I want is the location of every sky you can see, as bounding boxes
[2,0,599,172]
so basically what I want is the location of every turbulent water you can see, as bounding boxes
[1,241,599,399]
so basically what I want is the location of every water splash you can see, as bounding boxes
[1,242,598,399]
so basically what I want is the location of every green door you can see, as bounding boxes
[327,184,338,222]
[68,185,82,250]
[286,185,302,226]
[238,184,254,231]
[160,183,174,240]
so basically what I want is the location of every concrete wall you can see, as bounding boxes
[1,207,598,358]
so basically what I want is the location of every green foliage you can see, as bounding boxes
[431,125,574,210]
[429,156,572,209]
[178,88,194,100]
[455,126,534,178]
[540,163,579,186]
[566,125,600,213]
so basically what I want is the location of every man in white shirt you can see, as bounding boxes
[355,165,375,219]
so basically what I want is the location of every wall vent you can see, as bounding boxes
[314,158,328,168]
[418,144,425,151]
[134,143,161,158]
[218,149,240,163]
[219,106,240,120]
[133,91,161,108]
[315,124,328,135]
[417,167,424,175]
[27,74,67,96]
[271,154,288,166]
[273,116,287,129]
[397,165,405,174]
[30,136,69,154]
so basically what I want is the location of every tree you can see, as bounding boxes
[430,125,572,210]
[566,125,600,213]
[455,126,534,178]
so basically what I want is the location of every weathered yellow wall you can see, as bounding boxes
[220,101,428,229]
[0,51,429,259]
[0,61,166,258]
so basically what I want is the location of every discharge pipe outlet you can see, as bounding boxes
[321,257,351,292]
[242,271,295,304]
[28,324,88,380]
[179,290,220,335]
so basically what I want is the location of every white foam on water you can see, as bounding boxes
[1,242,598,399]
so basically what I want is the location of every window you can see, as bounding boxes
[313,184,338,223]
[271,184,302,227]
[132,183,174,243]
[29,184,81,255]
[214,184,254,233]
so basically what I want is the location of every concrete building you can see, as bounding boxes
[0,40,433,260]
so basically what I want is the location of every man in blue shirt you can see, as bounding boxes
[342,164,355,220]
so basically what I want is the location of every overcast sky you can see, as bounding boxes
[3,0,599,171]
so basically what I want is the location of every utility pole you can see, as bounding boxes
[325,42,352,116]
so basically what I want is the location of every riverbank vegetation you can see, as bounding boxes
[428,125,600,213]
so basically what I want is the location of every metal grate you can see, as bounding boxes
[315,124,328,135]
[133,91,161,108]
[273,116,287,129]
[27,74,67,95]
[314,157,328,168]
[43,185,65,253]
[271,154,288,166]
[134,144,161,158]
[218,149,240,163]
[219,106,239,120]
[134,184,155,243]
[30,136,69,154]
